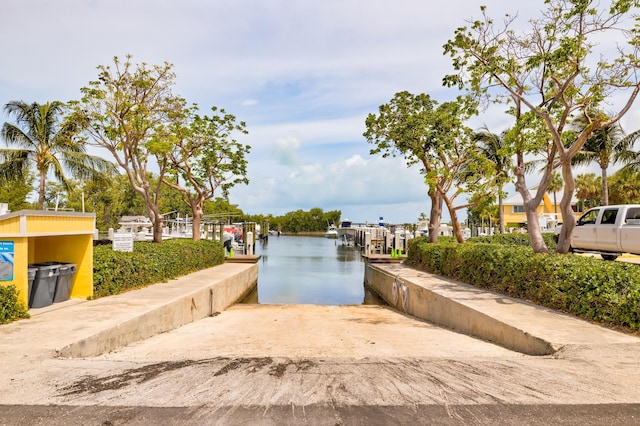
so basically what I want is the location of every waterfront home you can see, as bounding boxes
[502,188,581,230]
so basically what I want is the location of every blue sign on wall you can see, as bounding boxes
[0,241,15,281]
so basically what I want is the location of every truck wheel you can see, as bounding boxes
[601,254,619,261]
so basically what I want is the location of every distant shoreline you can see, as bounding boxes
[275,231,325,237]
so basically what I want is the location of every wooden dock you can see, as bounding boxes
[225,255,262,264]
[362,254,407,263]
[348,225,413,257]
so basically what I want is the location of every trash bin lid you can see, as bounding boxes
[58,263,77,274]
[32,263,60,277]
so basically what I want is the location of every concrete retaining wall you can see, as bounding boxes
[365,263,556,356]
[57,263,257,358]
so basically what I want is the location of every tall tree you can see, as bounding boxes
[74,55,186,242]
[610,127,640,173]
[0,169,34,211]
[467,194,499,235]
[575,173,601,210]
[364,91,491,243]
[506,106,558,252]
[162,106,250,240]
[364,92,442,242]
[1,100,115,209]
[444,0,640,254]
[473,127,513,234]
[204,197,244,217]
[609,168,640,204]
[571,112,633,205]
[59,173,177,231]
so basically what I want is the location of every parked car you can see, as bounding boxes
[554,204,640,260]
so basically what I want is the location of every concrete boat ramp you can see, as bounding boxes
[1,262,640,425]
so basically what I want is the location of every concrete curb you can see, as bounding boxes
[364,263,638,356]
[56,263,258,358]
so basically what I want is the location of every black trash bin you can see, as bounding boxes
[53,263,76,303]
[27,266,37,306]
[29,263,59,308]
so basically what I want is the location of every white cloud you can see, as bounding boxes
[344,155,366,168]
[229,153,429,223]
[271,133,302,166]
[1,0,638,224]
[246,116,367,150]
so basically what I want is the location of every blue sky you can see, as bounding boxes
[1,1,639,224]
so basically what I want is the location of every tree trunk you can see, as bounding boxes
[523,203,547,253]
[38,169,47,209]
[427,188,442,243]
[436,186,466,243]
[448,204,466,243]
[556,161,577,254]
[191,201,203,241]
[118,161,165,243]
[601,165,609,206]
[498,192,505,234]
[148,204,164,243]
[514,160,548,254]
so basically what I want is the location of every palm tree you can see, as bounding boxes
[613,128,640,173]
[575,173,601,210]
[571,112,634,205]
[1,100,116,209]
[609,168,640,204]
[473,126,512,234]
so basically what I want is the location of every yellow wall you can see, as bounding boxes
[502,193,581,225]
[26,214,94,234]
[0,211,95,308]
[0,237,28,306]
[31,235,93,299]
[503,205,546,225]
[0,215,21,234]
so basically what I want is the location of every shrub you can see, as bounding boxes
[406,236,640,331]
[0,285,30,324]
[93,238,225,298]
[467,232,557,250]
[0,239,225,325]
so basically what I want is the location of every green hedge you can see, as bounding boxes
[406,237,640,331]
[93,238,225,298]
[467,232,557,250]
[0,285,30,324]
[0,239,225,325]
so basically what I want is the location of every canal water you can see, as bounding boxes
[241,235,380,305]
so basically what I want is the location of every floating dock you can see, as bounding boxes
[361,254,407,263]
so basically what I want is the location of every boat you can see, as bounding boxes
[324,224,338,238]
[336,219,357,245]
[116,214,201,241]
[116,216,154,241]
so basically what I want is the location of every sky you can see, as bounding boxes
[1,1,639,224]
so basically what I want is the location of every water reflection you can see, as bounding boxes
[336,244,359,262]
[241,235,383,305]
[240,282,384,306]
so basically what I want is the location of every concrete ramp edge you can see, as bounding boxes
[57,263,258,358]
[365,264,557,356]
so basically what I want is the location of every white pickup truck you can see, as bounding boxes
[555,204,640,260]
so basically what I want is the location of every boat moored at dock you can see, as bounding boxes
[337,219,357,244]
[324,224,338,238]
